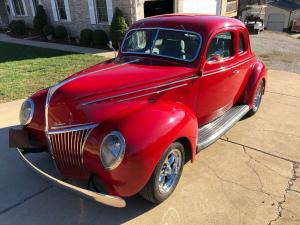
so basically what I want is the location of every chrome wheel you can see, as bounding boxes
[158,148,182,194]
[253,82,263,112]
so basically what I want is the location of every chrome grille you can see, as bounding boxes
[48,124,96,172]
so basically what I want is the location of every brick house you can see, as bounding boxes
[0,0,238,37]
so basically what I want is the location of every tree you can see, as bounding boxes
[33,5,47,34]
[109,8,128,49]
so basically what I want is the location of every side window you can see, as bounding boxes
[239,32,247,53]
[206,32,233,62]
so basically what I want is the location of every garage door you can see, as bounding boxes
[267,14,285,31]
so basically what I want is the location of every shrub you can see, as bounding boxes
[43,25,54,37]
[8,20,26,36]
[54,25,67,39]
[33,5,47,34]
[80,28,94,45]
[110,7,128,49]
[92,29,108,46]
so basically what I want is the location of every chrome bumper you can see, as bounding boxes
[16,148,126,208]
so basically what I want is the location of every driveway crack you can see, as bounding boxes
[268,162,299,225]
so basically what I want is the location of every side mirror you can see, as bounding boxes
[107,41,113,50]
[107,41,117,58]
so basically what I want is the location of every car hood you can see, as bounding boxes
[47,57,196,127]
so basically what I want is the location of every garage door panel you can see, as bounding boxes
[268,14,285,32]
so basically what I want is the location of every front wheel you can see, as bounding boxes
[247,80,264,117]
[139,142,185,203]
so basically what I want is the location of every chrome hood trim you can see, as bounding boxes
[45,59,140,134]
[82,75,199,106]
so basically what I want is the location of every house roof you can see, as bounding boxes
[269,1,300,11]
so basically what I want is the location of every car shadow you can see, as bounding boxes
[0,125,156,224]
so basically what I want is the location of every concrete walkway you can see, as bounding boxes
[0,33,115,58]
[0,70,300,225]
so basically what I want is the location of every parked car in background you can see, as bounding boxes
[10,14,267,208]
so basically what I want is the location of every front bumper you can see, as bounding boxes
[10,128,126,208]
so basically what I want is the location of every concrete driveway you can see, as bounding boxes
[0,70,299,225]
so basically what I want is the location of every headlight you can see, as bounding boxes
[19,99,34,125]
[100,131,126,170]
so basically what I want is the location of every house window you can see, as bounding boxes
[12,0,25,16]
[95,0,108,23]
[56,0,67,20]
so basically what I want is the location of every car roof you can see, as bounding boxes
[130,14,246,36]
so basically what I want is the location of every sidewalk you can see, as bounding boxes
[0,33,115,58]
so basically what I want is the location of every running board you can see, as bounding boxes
[197,105,250,151]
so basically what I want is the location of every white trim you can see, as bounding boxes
[106,0,113,24]
[88,0,96,24]
[21,0,28,16]
[64,0,71,22]
[50,0,59,21]
[8,0,16,16]
[29,0,35,16]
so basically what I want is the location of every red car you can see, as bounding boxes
[10,15,267,208]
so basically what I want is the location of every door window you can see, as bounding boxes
[206,32,233,61]
[239,32,247,53]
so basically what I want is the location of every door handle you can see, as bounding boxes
[232,70,240,75]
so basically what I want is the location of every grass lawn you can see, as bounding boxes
[0,41,107,103]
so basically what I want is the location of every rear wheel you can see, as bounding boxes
[247,80,264,117]
[139,142,185,203]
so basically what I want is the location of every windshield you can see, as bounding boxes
[121,28,202,62]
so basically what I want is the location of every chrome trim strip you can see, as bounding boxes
[48,124,98,134]
[50,122,97,131]
[82,75,198,106]
[121,27,202,63]
[202,58,253,77]
[45,58,140,135]
[16,148,126,208]
[118,83,189,102]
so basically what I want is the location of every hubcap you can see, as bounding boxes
[158,148,182,194]
[253,82,263,112]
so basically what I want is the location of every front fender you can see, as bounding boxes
[240,61,267,107]
[83,102,198,197]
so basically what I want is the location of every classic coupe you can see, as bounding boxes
[10,15,267,208]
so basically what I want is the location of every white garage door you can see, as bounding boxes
[183,0,218,15]
[267,14,285,31]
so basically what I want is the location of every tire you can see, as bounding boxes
[139,142,185,203]
[247,80,264,117]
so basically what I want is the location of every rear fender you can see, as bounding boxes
[83,102,198,196]
[240,61,267,107]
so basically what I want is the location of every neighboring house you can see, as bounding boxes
[265,0,300,31]
[0,0,239,37]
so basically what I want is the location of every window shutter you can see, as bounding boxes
[29,0,36,16]
[64,0,71,22]
[21,0,28,16]
[88,0,96,24]
[106,0,113,24]
[8,0,15,16]
[51,0,59,21]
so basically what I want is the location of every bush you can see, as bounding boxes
[8,20,26,36]
[80,29,94,45]
[43,25,54,36]
[54,25,67,39]
[92,29,108,46]
[110,7,128,49]
[33,5,47,34]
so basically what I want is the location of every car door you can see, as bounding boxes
[230,28,255,104]
[196,29,238,126]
